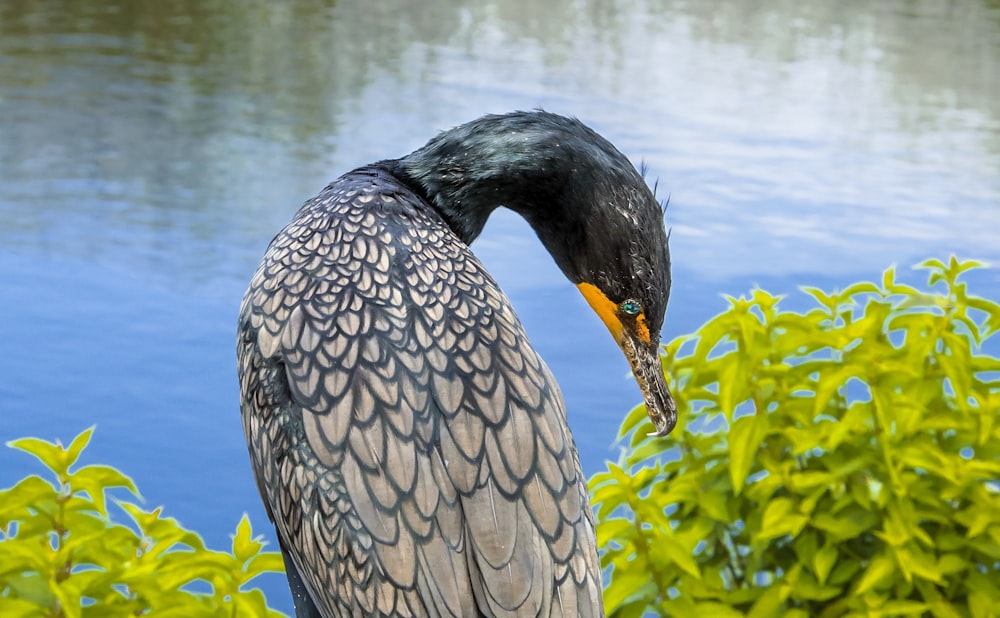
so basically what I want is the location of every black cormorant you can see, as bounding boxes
[237,111,675,617]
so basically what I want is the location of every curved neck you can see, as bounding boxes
[389,112,658,299]
[387,156,502,246]
[393,114,609,248]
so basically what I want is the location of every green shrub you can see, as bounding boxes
[590,257,1000,618]
[0,428,287,618]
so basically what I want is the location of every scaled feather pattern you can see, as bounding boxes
[237,165,603,617]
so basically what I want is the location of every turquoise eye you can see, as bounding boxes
[620,299,641,316]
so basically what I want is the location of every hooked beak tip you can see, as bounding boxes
[646,403,677,437]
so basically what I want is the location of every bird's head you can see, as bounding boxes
[401,110,676,436]
[546,131,676,438]
[566,181,676,437]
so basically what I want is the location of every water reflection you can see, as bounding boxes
[0,0,997,612]
[2,0,996,287]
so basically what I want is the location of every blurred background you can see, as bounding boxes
[1,0,998,612]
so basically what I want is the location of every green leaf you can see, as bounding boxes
[787,471,834,494]
[50,578,82,618]
[812,543,838,584]
[812,507,878,542]
[63,427,95,471]
[916,257,948,279]
[936,553,966,576]
[596,517,635,545]
[605,567,656,613]
[244,552,286,582]
[757,498,808,545]
[0,475,57,528]
[812,363,860,417]
[0,597,47,618]
[66,464,139,516]
[7,437,69,478]
[747,583,787,618]
[881,266,896,291]
[727,412,765,495]
[801,286,836,313]
[914,579,963,618]
[878,600,929,616]
[231,513,264,563]
[657,535,702,579]
[789,572,840,601]
[967,571,1000,618]
[893,545,943,584]
[967,295,1000,338]
[855,552,895,594]
[659,594,703,618]
[2,571,53,608]
[118,501,206,556]
[843,281,882,298]
[234,587,278,618]
[698,489,730,522]
[717,354,751,419]
[694,602,744,617]
[940,332,973,404]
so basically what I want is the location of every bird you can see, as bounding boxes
[236,110,675,618]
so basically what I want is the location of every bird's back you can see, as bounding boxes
[237,164,603,617]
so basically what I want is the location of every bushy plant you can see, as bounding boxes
[0,428,287,618]
[590,257,1000,617]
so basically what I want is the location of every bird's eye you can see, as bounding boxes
[620,299,642,316]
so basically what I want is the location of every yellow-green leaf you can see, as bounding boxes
[813,544,838,584]
[728,412,765,495]
[855,552,895,594]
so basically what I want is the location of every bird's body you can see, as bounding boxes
[238,111,674,618]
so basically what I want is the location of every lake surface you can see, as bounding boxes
[1,0,998,612]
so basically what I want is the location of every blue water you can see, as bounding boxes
[1,0,998,613]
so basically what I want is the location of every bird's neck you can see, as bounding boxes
[391,125,578,249]
[384,158,498,246]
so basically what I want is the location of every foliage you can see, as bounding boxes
[0,428,287,618]
[590,257,1000,618]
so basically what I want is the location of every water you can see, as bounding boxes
[1,0,998,613]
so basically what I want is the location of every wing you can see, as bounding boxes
[237,167,603,617]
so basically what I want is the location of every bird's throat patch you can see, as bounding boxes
[633,313,651,346]
[577,282,625,343]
